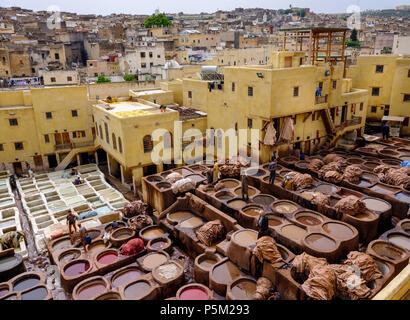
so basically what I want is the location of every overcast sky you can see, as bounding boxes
[1,0,405,15]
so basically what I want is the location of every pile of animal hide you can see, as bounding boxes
[323,154,345,164]
[308,159,324,171]
[171,178,195,194]
[165,172,183,184]
[301,265,336,300]
[214,181,225,191]
[195,219,224,247]
[286,171,313,190]
[334,195,367,216]
[253,277,273,300]
[252,236,283,264]
[123,200,148,218]
[311,192,330,207]
[343,165,363,183]
[219,158,248,177]
[344,251,383,282]
[376,166,410,189]
[128,214,153,231]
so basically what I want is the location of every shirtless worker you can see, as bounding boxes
[66,210,79,243]
[241,172,249,201]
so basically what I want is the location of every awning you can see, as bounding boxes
[382,116,405,122]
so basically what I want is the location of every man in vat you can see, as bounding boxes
[257,211,269,239]
[283,176,294,191]
[241,172,249,201]
[382,122,390,141]
[67,210,79,243]
[212,163,220,184]
[268,157,277,184]
[78,223,89,252]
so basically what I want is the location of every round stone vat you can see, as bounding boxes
[214,190,235,201]
[166,210,193,225]
[397,220,410,233]
[147,237,172,253]
[146,175,163,183]
[95,249,119,266]
[176,283,212,300]
[139,251,169,272]
[194,252,221,286]
[110,227,135,247]
[0,283,11,298]
[110,266,145,288]
[94,291,122,300]
[104,221,127,231]
[304,233,337,252]
[156,182,171,190]
[241,204,264,218]
[227,198,248,210]
[244,168,267,177]
[210,259,242,296]
[280,224,307,241]
[295,161,309,170]
[11,272,43,292]
[321,222,355,240]
[363,161,380,170]
[20,285,51,300]
[188,164,207,172]
[220,178,241,189]
[234,186,259,198]
[294,211,324,226]
[272,200,299,214]
[231,229,258,248]
[369,240,409,265]
[226,277,257,300]
[152,261,184,296]
[51,236,72,251]
[87,240,111,255]
[0,252,24,282]
[347,158,364,165]
[121,279,155,300]
[362,197,391,214]
[57,248,82,266]
[252,194,276,207]
[379,149,400,157]
[72,276,110,300]
[139,225,166,243]
[387,233,410,251]
[315,183,339,195]
[179,216,204,229]
[63,259,91,278]
[186,174,205,184]
[381,159,402,166]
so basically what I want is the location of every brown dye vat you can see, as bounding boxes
[87,240,110,253]
[370,184,400,195]
[156,182,171,190]
[305,234,336,251]
[227,199,248,209]
[234,186,258,197]
[280,224,307,241]
[354,210,378,221]
[229,278,257,300]
[20,286,49,300]
[242,205,264,217]
[315,184,339,195]
[379,150,400,157]
[272,201,298,214]
[94,291,122,300]
[268,217,283,227]
[77,283,107,300]
[362,172,378,181]
[220,179,240,189]
[335,188,364,199]
[194,253,221,285]
[382,159,402,166]
[141,226,165,240]
[245,168,267,177]
[0,254,21,276]
[370,241,408,261]
[188,164,207,172]
[347,158,364,165]
[146,175,163,183]
[123,280,151,300]
[111,227,134,246]
[233,230,258,247]
[199,258,218,269]
[142,252,168,269]
[322,222,354,239]
[212,260,242,284]
[398,221,410,233]
[52,237,72,251]
[363,198,391,212]
[387,234,410,251]
[295,212,323,226]
[252,194,276,206]
[86,229,101,240]
[111,268,144,288]
[58,249,81,265]
[215,191,235,201]
[168,210,192,222]
[147,237,171,252]
[363,161,380,170]
[295,161,309,169]
[179,217,204,228]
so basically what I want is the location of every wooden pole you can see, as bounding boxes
[308,30,312,64]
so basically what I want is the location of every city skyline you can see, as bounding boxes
[1,0,408,15]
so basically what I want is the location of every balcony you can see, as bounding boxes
[335,116,362,132]
[54,143,72,151]
[315,95,328,104]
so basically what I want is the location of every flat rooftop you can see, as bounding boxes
[130,89,169,96]
[94,100,169,118]
[169,105,207,121]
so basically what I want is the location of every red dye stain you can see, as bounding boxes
[180,288,208,300]
[97,253,118,265]
[64,262,90,277]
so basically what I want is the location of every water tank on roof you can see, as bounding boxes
[201,66,218,73]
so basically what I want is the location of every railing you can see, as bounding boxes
[54,143,72,151]
[315,95,328,104]
[335,116,362,132]
[73,141,94,148]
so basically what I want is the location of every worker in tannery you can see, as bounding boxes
[241,171,249,201]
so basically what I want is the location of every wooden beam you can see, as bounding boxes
[308,30,312,64]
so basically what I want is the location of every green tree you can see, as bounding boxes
[144,14,173,28]
[123,74,136,81]
[298,9,306,17]
[97,75,111,83]
[350,28,358,42]
[346,40,360,47]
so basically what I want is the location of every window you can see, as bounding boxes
[2,57,5,64]
[404,94,410,102]
[372,87,380,96]
[50,77,56,83]
[188,91,192,99]
[0,144,3,151]
[293,87,299,97]
[360,103,363,111]
[118,137,122,153]
[157,55,161,58]
[319,82,323,89]
[71,110,78,117]
[46,112,52,119]
[376,65,384,73]
[371,106,377,113]
[54,53,59,60]
[248,118,253,129]
[141,63,146,68]
[248,86,253,97]
[232,82,235,92]
[9,118,18,126]
[149,52,153,58]
[14,142,23,150]
[150,62,153,68]
[333,80,337,89]
[112,133,117,150]
[408,70,410,78]
[44,134,49,143]
[99,125,103,138]
[104,122,109,143]
[67,76,72,82]
[72,132,77,138]
[140,52,146,58]
[143,135,153,153]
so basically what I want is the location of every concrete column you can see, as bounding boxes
[156,163,164,173]
[107,153,111,176]
[76,154,81,166]
[132,167,144,189]
[94,151,99,165]
[120,165,125,185]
